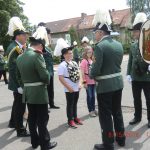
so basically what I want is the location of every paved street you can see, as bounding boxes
[0,55,150,150]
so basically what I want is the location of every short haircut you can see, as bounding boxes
[62,48,72,56]
[30,41,41,47]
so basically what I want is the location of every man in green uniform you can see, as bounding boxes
[127,13,150,127]
[6,17,29,137]
[44,46,60,109]
[16,26,57,150]
[0,46,8,84]
[43,26,60,109]
[90,9,125,150]
[73,41,79,64]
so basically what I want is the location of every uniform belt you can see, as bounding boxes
[24,82,44,87]
[95,72,121,80]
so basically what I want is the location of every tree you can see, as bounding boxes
[127,0,150,17]
[0,0,31,50]
[68,26,80,46]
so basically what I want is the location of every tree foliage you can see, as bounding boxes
[0,0,31,50]
[68,26,80,46]
[127,0,150,17]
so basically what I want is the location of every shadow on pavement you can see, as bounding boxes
[0,130,17,149]
[0,121,9,129]
[0,106,11,112]
[24,147,32,150]
[116,124,149,150]
[49,114,90,138]
[49,123,69,138]
[81,114,91,121]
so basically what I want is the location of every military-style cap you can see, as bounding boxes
[29,26,50,52]
[73,41,77,46]
[128,12,147,31]
[81,36,89,43]
[29,37,45,46]
[54,38,73,56]
[38,22,46,27]
[7,17,28,40]
[92,9,112,33]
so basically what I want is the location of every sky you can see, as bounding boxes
[21,0,128,25]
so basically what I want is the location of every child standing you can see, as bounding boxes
[56,39,83,128]
[80,46,96,117]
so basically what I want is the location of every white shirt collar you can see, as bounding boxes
[28,47,35,50]
[99,35,110,43]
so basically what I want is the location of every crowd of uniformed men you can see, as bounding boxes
[0,9,150,150]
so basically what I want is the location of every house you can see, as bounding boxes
[46,8,131,46]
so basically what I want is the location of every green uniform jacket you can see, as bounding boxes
[43,46,54,77]
[16,48,50,104]
[0,54,6,70]
[127,42,150,81]
[73,47,79,60]
[5,41,18,56]
[6,41,22,92]
[90,36,124,94]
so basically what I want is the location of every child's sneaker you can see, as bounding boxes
[68,120,77,129]
[74,118,83,125]
[89,111,96,117]
[94,110,98,115]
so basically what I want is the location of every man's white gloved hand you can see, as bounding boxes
[148,65,150,72]
[126,75,132,83]
[17,87,23,94]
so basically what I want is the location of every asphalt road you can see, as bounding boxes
[0,55,149,150]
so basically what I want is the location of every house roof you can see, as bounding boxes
[46,17,81,33]
[46,8,131,34]
[111,9,131,27]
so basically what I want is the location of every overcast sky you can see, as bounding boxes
[21,0,128,25]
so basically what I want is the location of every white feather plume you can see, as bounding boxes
[32,26,49,46]
[73,41,77,46]
[0,45,4,51]
[92,9,112,26]
[133,12,147,26]
[81,36,89,43]
[7,17,25,36]
[90,40,94,45]
[54,38,69,56]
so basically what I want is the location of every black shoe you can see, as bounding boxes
[94,144,114,150]
[148,121,150,128]
[8,122,15,128]
[32,143,39,149]
[17,129,30,137]
[116,136,126,147]
[47,141,57,149]
[5,81,8,84]
[50,105,60,109]
[129,118,141,125]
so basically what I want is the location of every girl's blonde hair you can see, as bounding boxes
[82,46,93,59]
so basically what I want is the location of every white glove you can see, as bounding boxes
[148,65,150,72]
[17,87,23,94]
[126,75,132,83]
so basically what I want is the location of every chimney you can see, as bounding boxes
[112,9,115,12]
[81,13,87,20]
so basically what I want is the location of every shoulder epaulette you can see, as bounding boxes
[15,46,23,54]
[7,46,23,63]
